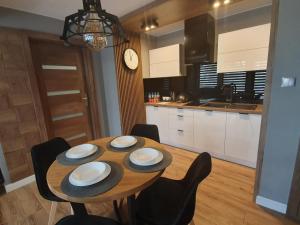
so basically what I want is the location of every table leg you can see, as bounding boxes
[113,200,123,223]
[70,203,88,217]
[127,195,136,225]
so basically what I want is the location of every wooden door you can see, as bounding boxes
[30,39,93,146]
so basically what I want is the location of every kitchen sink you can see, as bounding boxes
[228,104,257,110]
[203,102,229,108]
[185,102,257,110]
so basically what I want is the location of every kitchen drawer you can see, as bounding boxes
[169,115,194,132]
[169,129,194,148]
[169,107,194,117]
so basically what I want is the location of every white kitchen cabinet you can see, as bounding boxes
[225,112,262,168]
[168,107,194,148]
[149,44,182,78]
[217,23,271,73]
[146,105,262,168]
[194,110,227,156]
[217,48,269,73]
[145,106,169,144]
[169,129,194,148]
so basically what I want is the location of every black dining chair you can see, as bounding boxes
[130,124,160,143]
[135,152,212,225]
[112,124,161,223]
[55,215,121,225]
[31,137,87,225]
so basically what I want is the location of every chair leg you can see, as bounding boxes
[127,195,137,225]
[48,202,58,225]
[70,203,74,215]
[190,219,196,225]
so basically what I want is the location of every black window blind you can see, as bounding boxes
[254,70,267,95]
[199,64,218,88]
[199,63,266,96]
[223,71,247,92]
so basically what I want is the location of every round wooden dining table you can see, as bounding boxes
[47,137,168,225]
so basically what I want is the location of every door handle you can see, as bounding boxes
[177,129,184,132]
[177,115,184,118]
[82,96,88,106]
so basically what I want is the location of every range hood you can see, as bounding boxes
[184,14,215,64]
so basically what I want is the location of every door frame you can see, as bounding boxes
[10,27,102,141]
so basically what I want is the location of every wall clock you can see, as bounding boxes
[123,48,139,70]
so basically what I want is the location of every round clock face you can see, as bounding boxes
[124,48,139,70]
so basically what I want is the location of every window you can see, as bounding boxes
[199,64,218,88]
[254,70,267,95]
[223,71,247,92]
[198,63,267,97]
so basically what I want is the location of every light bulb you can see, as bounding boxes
[213,1,221,8]
[150,24,156,29]
[145,26,150,31]
[224,0,231,5]
[83,12,107,51]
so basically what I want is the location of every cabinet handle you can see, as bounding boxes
[205,110,213,112]
[154,106,159,108]
[177,107,183,110]
[239,112,249,115]
[177,129,184,132]
[177,115,184,118]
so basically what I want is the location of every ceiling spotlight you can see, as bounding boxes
[224,0,231,5]
[141,18,159,32]
[213,1,221,8]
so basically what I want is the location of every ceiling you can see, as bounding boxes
[146,0,272,37]
[0,0,157,20]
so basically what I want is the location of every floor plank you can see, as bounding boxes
[0,145,297,225]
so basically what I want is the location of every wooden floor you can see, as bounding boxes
[0,145,298,225]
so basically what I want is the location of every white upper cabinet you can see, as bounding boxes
[149,44,182,78]
[217,23,271,73]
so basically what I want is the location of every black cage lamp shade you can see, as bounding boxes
[61,0,128,51]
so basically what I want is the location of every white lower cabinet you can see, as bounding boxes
[225,112,262,168]
[169,129,194,148]
[168,108,194,148]
[194,110,226,157]
[145,106,169,144]
[145,105,262,168]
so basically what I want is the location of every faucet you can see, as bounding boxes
[221,83,236,104]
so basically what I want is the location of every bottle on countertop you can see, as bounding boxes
[148,92,152,103]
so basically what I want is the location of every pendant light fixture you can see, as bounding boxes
[61,0,128,51]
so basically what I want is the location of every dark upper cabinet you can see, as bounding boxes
[184,14,215,64]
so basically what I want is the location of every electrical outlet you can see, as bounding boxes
[281,77,296,88]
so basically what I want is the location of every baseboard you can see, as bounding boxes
[256,195,287,214]
[5,175,36,192]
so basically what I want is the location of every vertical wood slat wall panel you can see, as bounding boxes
[114,32,146,135]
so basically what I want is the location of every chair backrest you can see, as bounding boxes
[174,152,212,225]
[31,137,70,201]
[130,124,160,143]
